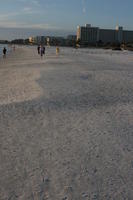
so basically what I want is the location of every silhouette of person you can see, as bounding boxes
[3,47,7,58]
[40,46,45,58]
[37,45,40,54]
[43,46,45,55]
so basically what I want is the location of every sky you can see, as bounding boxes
[0,0,133,40]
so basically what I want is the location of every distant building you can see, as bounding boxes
[77,24,133,45]
[77,24,99,44]
[123,30,133,43]
[67,35,77,40]
[46,36,65,46]
[29,36,66,46]
[35,36,46,44]
[116,26,123,43]
[98,28,116,44]
[29,36,46,44]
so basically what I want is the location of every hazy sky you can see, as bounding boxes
[0,0,133,40]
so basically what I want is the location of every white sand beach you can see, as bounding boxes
[0,46,133,199]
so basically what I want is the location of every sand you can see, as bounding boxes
[0,47,44,104]
[0,46,133,199]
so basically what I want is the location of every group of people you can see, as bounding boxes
[37,45,45,57]
[2,45,60,59]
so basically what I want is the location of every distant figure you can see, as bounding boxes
[43,46,45,55]
[3,47,7,58]
[40,46,45,58]
[37,45,40,54]
[56,47,59,55]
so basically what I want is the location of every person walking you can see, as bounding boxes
[40,46,45,58]
[37,45,40,54]
[56,47,59,55]
[43,46,45,55]
[3,47,7,58]
[40,46,44,58]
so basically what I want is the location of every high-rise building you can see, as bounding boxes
[116,26,123,43]
[77,24,99,44]
[77,24,133,44]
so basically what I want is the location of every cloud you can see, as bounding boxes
[31,0,40,6]
[0,12,20,21]
[0,12,58,30]
[23,7,32,12]
[22,7,35,14]
[0,20,57,29]
[82,7,86,13]
[82,0,86,14]
[17,0,40,6]
[0,7,41,28]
